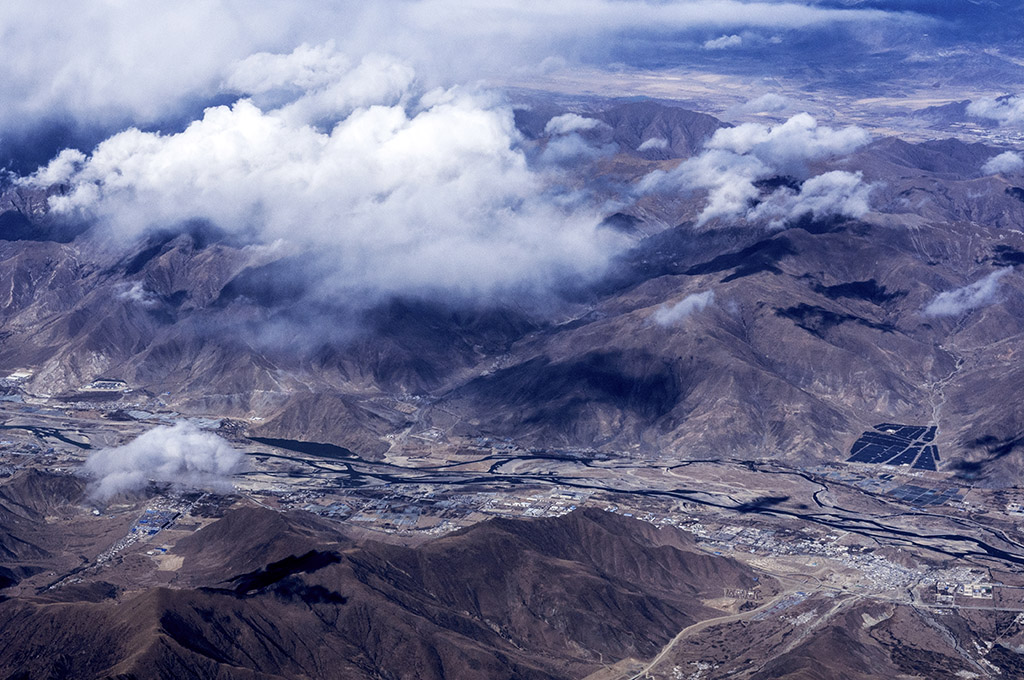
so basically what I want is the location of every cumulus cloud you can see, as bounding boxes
[638,113,871,226]
[707,113,870,174]
[923,269,1012,317]
[704,34,743,49]
[544,113,604,135]
[83,422,244,500]
[653,290,715,325]
[24,44,625,303]
[0,1,917,138]
[638,137,670,151]
[968,96,1024,126]
[638,148,768,224]
[29,148,87,186]
[982,150,1024,175]
[748,171,873,228]
[6,3,913,311]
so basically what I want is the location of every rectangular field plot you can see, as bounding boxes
[847,423,941,469]
[886,447,920,466]
[887,483,961,506]
[913,446,938,471]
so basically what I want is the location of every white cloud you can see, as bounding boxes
[25,45,625,303]
[923,269,1012,317]
[118,282,159,307]
[968,96,1024,126]
[704,34,743,50]
[28,148,87,186]
[637,113,871,226]
[230,49,418,128]
[748,171,873,228]
[648,149,769,224]
[653,290,715,325]
[83,422,244,500]
[707,113,870,174]
[982,150,1024,175]
[226,41,353,96]
[0,0,307,132]
[638,137,669,151]
[540,133,616,164]
[0,1,918,136]
[733,93,790,114]
[544,113,603,135]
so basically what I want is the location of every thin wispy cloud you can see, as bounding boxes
[924,269,1012,317]
[703,34,743,50]
[638,137,670,151]
[653,290,715,325]
[982,151,1024,175]
[732,93,790,115]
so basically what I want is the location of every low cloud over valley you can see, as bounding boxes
[83,422,244,500]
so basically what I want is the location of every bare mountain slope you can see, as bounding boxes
[2,102,1024,479]
[0,506,767,680]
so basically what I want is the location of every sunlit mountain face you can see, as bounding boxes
[3,2,1024,679]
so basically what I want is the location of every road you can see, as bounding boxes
[626,589,819,680]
